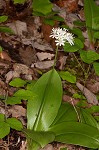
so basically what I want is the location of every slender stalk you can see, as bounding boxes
[53,46,59,69]
[70,98,81,122]
[73,53,85,74]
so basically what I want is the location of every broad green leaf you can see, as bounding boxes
[80,50,99,64]
[84,0,99,30]
[23,129,55,148]
[9,78,27,87]
[6,96,22,105]
[64,38,84,53]
[59,71,76,83]
[0,26,13,34]
[52,102,78,125]
[13,0,26,4]
[49,122,99,149]
[6,118,23,131]
[0,46,3,52]
[33,0,53,15]
[0,16,8,23]
[93,62,99,76]
[27,69,62,131]
[0,122,10,138]
[0,114,5,122]
[27,138,40,150]
[26,80,37,91]
[94,116,99,122]
[71,28,84,41]
[79,108,99,129]
[13,89,36,100]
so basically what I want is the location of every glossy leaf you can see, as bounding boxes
[52,102,78,125]
[93,62,99,76]
[0,114,5,122]
[33,0,53,15]
[6,96,22,105]
[23,129,55,148]
[27,69,62,131]
[59,71,76,83]
[0,122,10,138]
[13,89,36,100]
[27,138,40,150]
[79,108,99,129]
[80,50,99,64]
[84,0,99,30]
[64,38,84,52]
[6,118,23,131]
[71,28,84,41]
[9,78,27,87]
[49,122,99,149]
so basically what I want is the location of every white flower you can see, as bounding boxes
[50,27,74,46]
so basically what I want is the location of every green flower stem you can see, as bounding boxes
[53,46,58,69]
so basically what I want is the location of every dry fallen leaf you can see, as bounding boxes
[87,82,99,94]
[55,0,79,12]
[7,20,27,36]
[0,51,12,61]
[36,52,54,61]
[76,82,98,105]
[32,60,54,69]
[8,105,26,118]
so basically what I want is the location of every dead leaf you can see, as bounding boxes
[34,42,53,51]
[5,71,19,83]
[7,20,27,36]
[19,47,37,66]
[32,60,54,69]
[76,82,98,105]
[59,55,67,70]
[87,82,99,94]
[0,51,12,61]
[36,52,54,61]
[13,63,33,75]
[55,0,79,12]
[8,105,26,118]
[63,95,79,105]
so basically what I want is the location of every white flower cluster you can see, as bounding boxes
[50,28,74,46]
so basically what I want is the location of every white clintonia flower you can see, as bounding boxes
[50,27,74,46]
